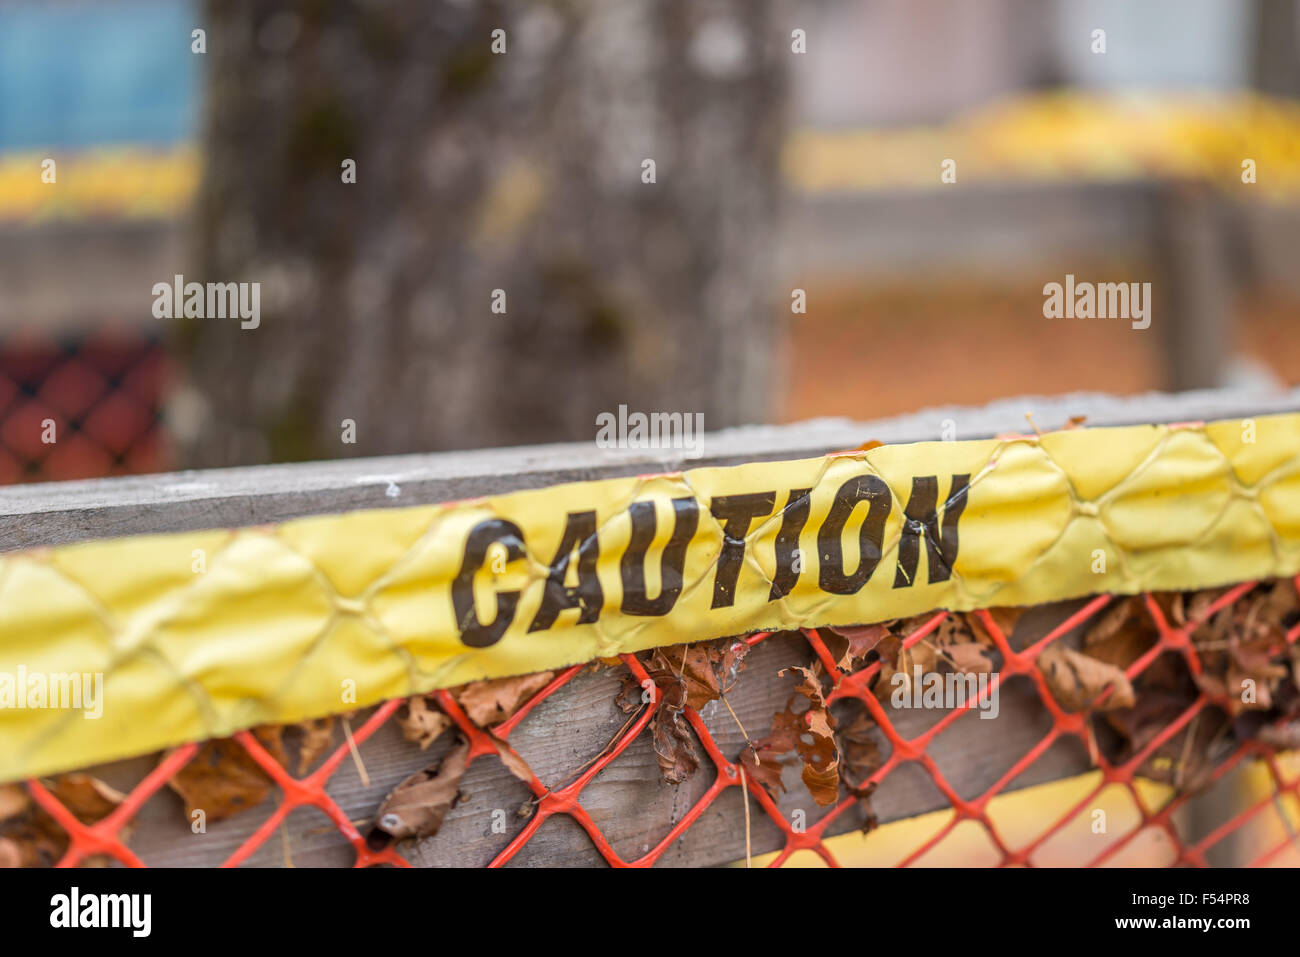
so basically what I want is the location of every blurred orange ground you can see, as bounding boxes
[778,281,1300,422]
[773,289,1300,866]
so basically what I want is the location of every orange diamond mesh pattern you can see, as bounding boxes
[20,577,1300,868]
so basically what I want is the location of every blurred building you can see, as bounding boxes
[798,0,1257,128]
[0,0,196,480]
[1,0,1298,479]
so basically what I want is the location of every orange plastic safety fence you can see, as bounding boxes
[0,330,170,483]
[24,577,1300,868]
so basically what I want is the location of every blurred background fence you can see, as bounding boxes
[2,0,1300,480]
[2,0,1300,866]
[0,329,168,482]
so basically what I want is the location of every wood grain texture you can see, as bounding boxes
[88,598,1111,867]
[4,388,1297,552]
[12,390,1298,866]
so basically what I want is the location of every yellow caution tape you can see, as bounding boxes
[0,147,200,223]
[5,92,1298,224]
[2,413,1299,782]
[785,92,1300,200]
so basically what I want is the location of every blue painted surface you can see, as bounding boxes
[0,0,198,150]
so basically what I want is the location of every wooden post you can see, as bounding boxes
[1150,181,1233,391]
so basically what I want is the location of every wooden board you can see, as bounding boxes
[86,599,1098,867]
[4,388,1296,552]
[10,390,1293,865]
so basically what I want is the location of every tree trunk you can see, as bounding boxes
[177,0,788,467]
[1253,0,1300,98]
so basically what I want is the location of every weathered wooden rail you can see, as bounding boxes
[3,386,1296,866]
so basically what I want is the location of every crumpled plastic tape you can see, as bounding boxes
[1,413,1298,782]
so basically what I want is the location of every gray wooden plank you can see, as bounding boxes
[84,598,1106,867]
[3,387,1297,552]
[0,220,180,334]
[10,388,1295,865]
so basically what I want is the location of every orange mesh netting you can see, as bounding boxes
[0,331,169,483]
[17,576,1300,868]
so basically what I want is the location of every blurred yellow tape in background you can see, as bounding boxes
[785,92,1300,199]
[0,147,199,223]
[4,93,1299,224]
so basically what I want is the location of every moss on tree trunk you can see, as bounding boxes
[179,0,788,466]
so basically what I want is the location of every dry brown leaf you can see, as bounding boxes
[854,782,880,833]
[640,639,750,785]
[294,717,335,775]
[1167,591,1187,626]
[800,751,839,806]
[1261,580,1300,622]
[399,696,453,750]
[1229,644,1289,685]
[648,644,723,711]
[776,695,812,747]
[1110,703,1228,791]
[0,820,62,868]
[906,640,939,681]
[738,746,786,795]
[643,649,704,785]
[0,783,29,822]
[1037,645,1135,711]
[930,615,975,648]
[1085,596,1144,645]
[826,623,892,671]
[1083,597,1155,670]
[49,773,126,820]
[616,672,647,714]
[368,739,470,847]
[1183,585,1253,640]
[965,607,1024,645]
[838,711,883,789]
[1091,584,1300,788]
[1220,660,1287,714]
[455,671,554,727]
[0,773,124,867]
[1181,581,1298,718]
[859,609,1005,700]
[652,709,700,785]
[777,665,841,806]
[167,727,286,822]
[943,642,994,675]
[720,638,751,682]
[0,837,21,868]
[489,732,536,784]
